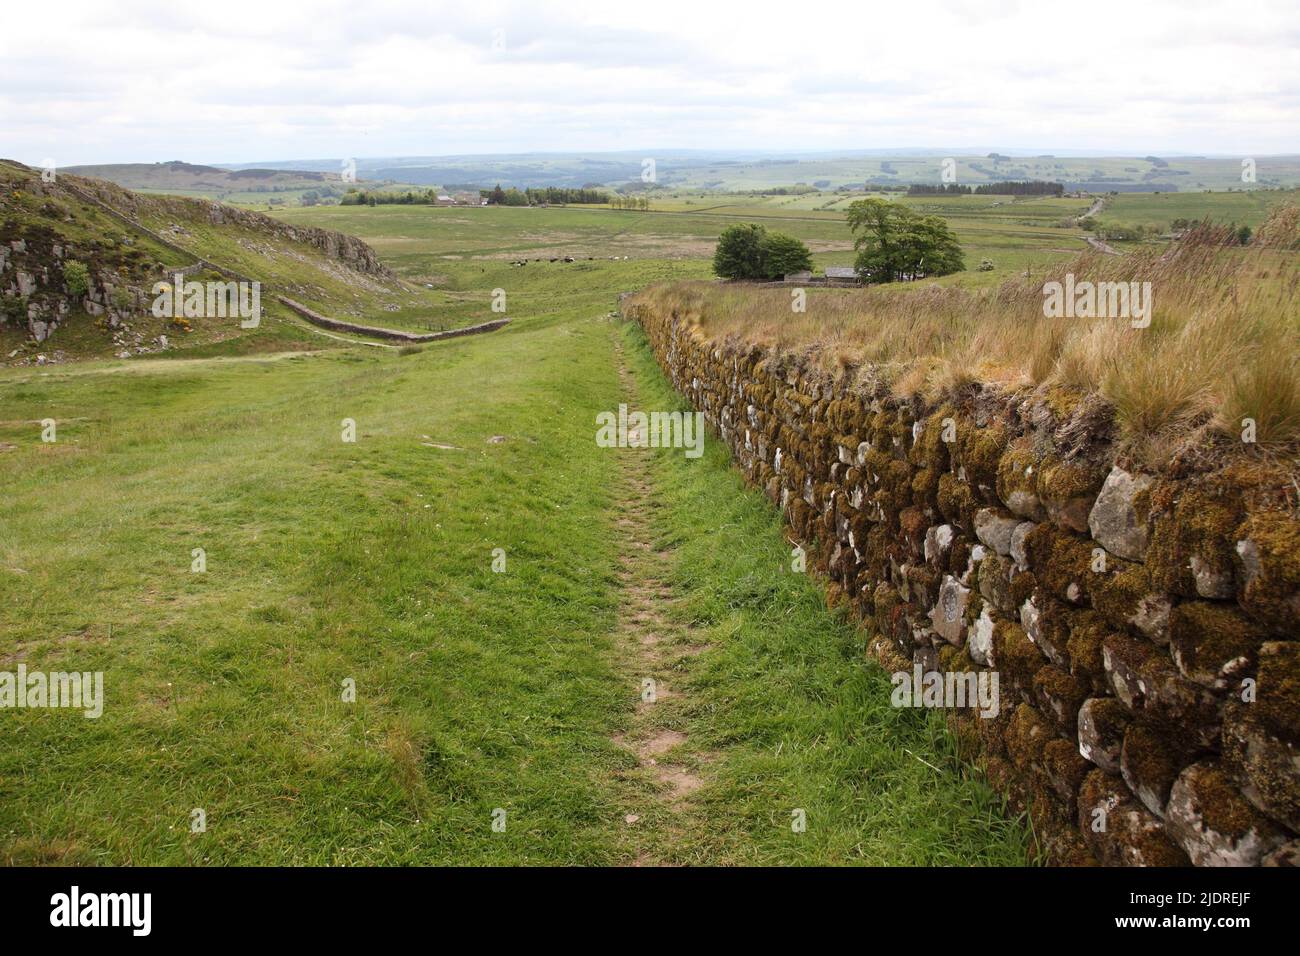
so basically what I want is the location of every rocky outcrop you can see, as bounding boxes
[71,175,394,279]
[1,222,153,343]
[629,295,1300,866]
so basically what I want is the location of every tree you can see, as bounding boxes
[760,232,812,278]
[713,223,768,279]
[712,225,815,280]
[845,198,964,283]
[63,260,90,298]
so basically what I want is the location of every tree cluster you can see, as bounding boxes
[712,224,813,280]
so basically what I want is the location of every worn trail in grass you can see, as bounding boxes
[602,321,1032,865]
[0,301,1030,865]
[607,334,710,864]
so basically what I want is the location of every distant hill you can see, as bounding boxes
[60,160,349,195]
[217,152,1300,193]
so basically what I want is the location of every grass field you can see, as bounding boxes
[0,264,1030,865]
[9,175,1293,864]
[272,192,1101,305]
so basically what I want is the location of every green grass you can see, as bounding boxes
[273,195,1091,295]
[0,269,1031,865]
[1097,189,1297,233]
[19,173,1284,865]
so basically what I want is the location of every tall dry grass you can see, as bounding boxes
[636,209,1300,455]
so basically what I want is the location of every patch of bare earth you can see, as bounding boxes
[609,333,710,866]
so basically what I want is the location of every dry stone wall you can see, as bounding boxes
[630,299,1300,867]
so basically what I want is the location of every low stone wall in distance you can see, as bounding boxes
[277,297,510,343]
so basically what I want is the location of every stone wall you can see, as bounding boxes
[277,297,510,343]
[630,298,1300,867]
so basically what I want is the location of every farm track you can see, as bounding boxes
[608,332,710,866]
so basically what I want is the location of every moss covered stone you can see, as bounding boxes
[1254,640,1300,743]
[978,552,1015,614]
[1168,601,1268,689]
[1037,458,1104,534]
[1165,761,1288,866]
[1066,616,1112,695]
[1136,652,1223,749]
[996,621,1045,697]
[1007,703,1053,772]
[1121,713,1194,817]
[958,420,1008,495]
[937,472,975,526]
[1024,523,1095,606]
[1043,736,1091,813]
[1092,556,1171,644]
[1147,483,1242,599]
[1078,769,1190,866]
[1034,665,1087,736]
[995,438,1046,520]
[1222,695,1300,833]
[1078,697,1132,772]
[911,467,940,513]
[1101,633,1153,708]
[1234,510,1300,635]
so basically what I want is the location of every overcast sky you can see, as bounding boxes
[2,0,1297,166]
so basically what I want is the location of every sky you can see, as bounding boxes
[1,0,1297,166]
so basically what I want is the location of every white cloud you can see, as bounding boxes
[1,0,1296,164]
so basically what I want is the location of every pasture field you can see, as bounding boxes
[274,191,1103,306]
[1096,189,1296,232]
[0,260,1029,866]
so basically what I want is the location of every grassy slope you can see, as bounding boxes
[0,278,1029,866]
[0,163,490,362]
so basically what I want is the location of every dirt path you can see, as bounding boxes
[1075,197,1124,255]
[608,333,708,865]
[1077,196,1106,222]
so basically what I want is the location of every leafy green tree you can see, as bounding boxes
[845,198,964,282]
[63,260,90,298]
[712,223,769,279]
[760,232,812,278]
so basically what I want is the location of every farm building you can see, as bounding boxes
[825,266,859,282]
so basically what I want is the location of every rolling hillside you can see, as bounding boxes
[0,161,482,364]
